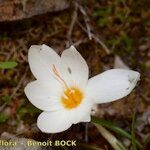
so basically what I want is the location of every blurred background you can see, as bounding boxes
[0,0,149,150]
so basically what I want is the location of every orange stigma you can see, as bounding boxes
[61,87,83,109]
[52,64,68,88]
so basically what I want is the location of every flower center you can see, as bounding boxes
[61,87,83,109]
[52,65,83,109]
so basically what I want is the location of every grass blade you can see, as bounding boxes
[91,116,142,149]
[131,112,136,150]
[94,123,127,150]
[0,61,18,69]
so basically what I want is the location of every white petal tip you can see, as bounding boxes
[128,70,140,85]
[29,45,41,51]
[41,44,49,49]
[37,112,72,133]
[118,70,140,96]
[37,117,64,134]
[69,45,78,52]
[86,69,140,104]
[70,45,75,49]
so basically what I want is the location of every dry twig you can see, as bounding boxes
[67,2,78,43]
[10,67,29,99]
[77,21,110,54]
[76,2,92,40]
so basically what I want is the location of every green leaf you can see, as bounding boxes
[18,108,28,117]
[122,35,132,52]
[144,134,150,146]
[131,112,136,150]
[91,116,142,149]
[0,113,8,123]
[94,123,127,150]
[98,18,108,27]
[1,95,11,103]
[0,61,18,69]
[18,106,41,117]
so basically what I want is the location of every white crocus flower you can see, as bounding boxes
[24,44,140,133]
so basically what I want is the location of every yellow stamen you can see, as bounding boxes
[61,87,83,109]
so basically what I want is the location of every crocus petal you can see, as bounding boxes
[28,44,62,85]
[37,111,72,133]
[61,46,89,89]
[70,98,93,124]
[86,69,140,103]
[24,80,63,111]
[81,113,91,122]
